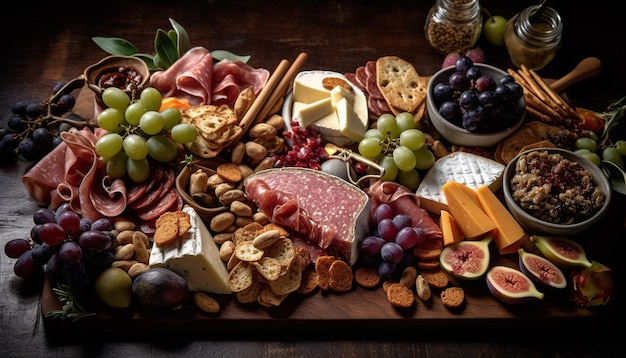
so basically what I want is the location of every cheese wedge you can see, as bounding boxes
[416,152,505,214]
[294,97,334,127]
[335,97,367,142]
[442,181,496,239]
[149,206,232,294]
[440,209,465,246]
[475,185,528,255]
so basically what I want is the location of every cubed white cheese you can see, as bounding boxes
[149,206,232,294]
[416,152,505,214]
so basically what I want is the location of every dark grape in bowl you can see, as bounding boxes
[427,62,526,147]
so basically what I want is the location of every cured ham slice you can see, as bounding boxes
[211,60,269,106]
[150,46,270,108]
[22,127,127,221]
[244,168,370,265]
[368,180,443,241]
[151,46,214,106]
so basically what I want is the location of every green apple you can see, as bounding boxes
[483,15,508,46]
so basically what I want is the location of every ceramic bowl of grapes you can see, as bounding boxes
[426,58,526,147]
[502,147,611,236]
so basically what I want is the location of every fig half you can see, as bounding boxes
[518,248,567,289]
[486,265,544,304]
[530,235,592,269]
[439,235,492,280]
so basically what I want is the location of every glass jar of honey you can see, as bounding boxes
[504,5,563,70]
[425,0,482,55]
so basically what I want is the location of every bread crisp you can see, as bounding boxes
[376,56,425,114]
[440,286,465,309]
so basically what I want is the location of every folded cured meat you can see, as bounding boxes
[244,168,370,266]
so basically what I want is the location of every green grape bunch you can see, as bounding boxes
[572,97,626,169]
[94,87,198,183]
[357,112,435,190]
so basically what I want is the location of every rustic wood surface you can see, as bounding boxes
[1,0,624,357]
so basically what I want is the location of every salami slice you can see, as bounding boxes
[137,188,180,221]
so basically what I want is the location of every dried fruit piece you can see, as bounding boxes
[486,266,544,304]
[439,235,492,280]
[518,248,567,289]
[531,235,592,269]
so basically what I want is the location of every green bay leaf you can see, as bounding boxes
[92,37,138,56]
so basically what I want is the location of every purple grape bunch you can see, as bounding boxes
[359,203,427,280]
[433,55,524,133]
[4,203,115,292]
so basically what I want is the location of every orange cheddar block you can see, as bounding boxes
[440,210,465,246]
[475,185,528,255]
[442,181,496,239]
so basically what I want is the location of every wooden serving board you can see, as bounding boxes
[42,73,618,339]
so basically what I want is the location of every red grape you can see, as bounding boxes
[4,238,31,258]
[39,222,66,246]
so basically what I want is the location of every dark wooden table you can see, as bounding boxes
[1,1,624,356]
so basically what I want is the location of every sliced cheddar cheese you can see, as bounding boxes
[440,209,465,246]
[475,185,528,255]
[294,97,334,127]
[442,181,496,239]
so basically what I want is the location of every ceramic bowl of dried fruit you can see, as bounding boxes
[502,148,612,236]
[426,63,526,148]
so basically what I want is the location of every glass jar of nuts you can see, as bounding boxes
[425,0,482,55]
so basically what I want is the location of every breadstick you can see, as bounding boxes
[519,65,548,102]
[528,67,580,119]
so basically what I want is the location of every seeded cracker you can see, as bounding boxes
[376,56,425,114]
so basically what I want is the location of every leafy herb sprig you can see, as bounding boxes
[45,283,96,322]
[598,96,626,149]
[92,18,251,71]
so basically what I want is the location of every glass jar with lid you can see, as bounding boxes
[425,0,482,55]
[504,5,563,70]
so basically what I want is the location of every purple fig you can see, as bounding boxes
[518,248,567,289]
[486,265,544,304]
[530,235,592,269]
[440,235,492,280]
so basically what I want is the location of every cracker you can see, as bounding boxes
[258,283,289,307]
[235,279,263,303]
[386,283,415,308]
[412,239,443,261]
[232,222,264,244]
[153,211,188,247]
[315,255,337,290]
[322,77,352,91]
[328,260,354,292]
[216,163,243,183]
[376,56,425,113]
[417,259,440,270]
[252,257,282,281]
[419,267,449,289]
[269,258,303,295]
[354,266,381,289]
[296,246,311,270]
[234,241,265,262]
[227,261,253,292]
[297,267,319,295]
[440,286,465,309]
[265,237,296,274]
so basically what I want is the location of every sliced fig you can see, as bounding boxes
[439,235,492,280]
[530,235,592,269]
[518,248,567,289]
[486,265,544,304]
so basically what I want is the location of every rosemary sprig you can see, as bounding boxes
[45,283,96,322]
